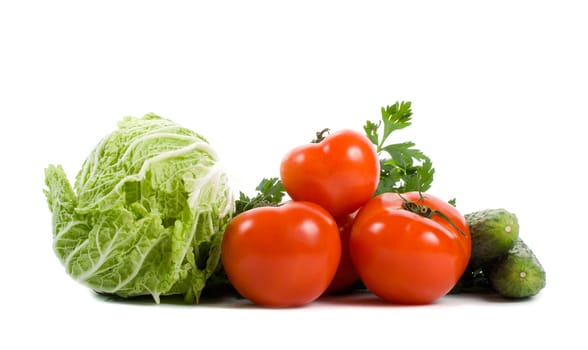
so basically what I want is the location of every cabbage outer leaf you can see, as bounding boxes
[44,114,234,303]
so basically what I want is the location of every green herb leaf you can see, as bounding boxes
[396,158,435,193]
[380,102,413,147]
[380,141,429,168]
[255,177,286,204]
[365,101,435,194]
[363,120,380,146]
[234,177,285,214]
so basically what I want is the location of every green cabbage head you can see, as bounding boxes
[44,114,234,303]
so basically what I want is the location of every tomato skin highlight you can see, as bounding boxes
[350,192,471,304]
[279,129,380,218]
[221,201,341,307]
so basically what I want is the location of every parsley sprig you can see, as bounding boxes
[364,101,435,195]
[234,177,286,215]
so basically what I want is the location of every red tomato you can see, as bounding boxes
[221,201,341,307]
[324,212,360,294]
[350,192,471,304]
[280,129,380,218]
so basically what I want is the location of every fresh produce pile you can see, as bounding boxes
[44,102,546,307]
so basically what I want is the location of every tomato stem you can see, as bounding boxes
[399,194,467,237]
[311,128,330,143]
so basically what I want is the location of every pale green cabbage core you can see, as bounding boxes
[44,114,234,303]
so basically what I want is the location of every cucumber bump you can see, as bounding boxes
[465,208,519,268]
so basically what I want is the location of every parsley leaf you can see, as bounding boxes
[365,101,435,194]
[364,102,413,152]
[234,177,285,214]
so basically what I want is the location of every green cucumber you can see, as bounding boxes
[465,208,519,268]
[487,238,546,298]
[450,267,492,294]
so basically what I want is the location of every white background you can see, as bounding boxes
[1,0,586,348]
